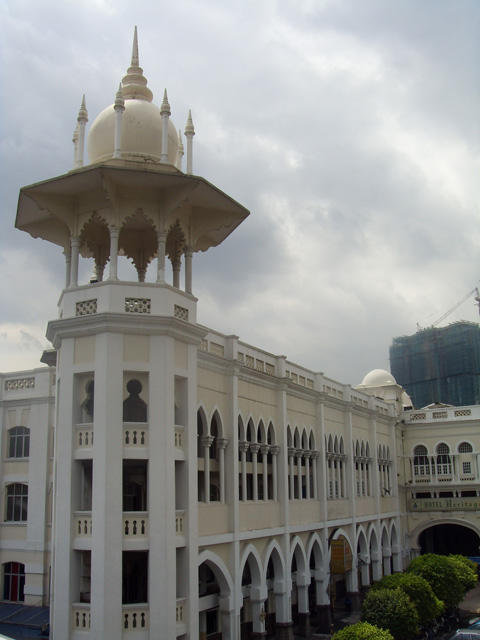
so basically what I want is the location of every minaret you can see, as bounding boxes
[15,28,249,640]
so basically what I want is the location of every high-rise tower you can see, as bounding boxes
[15,29,248,639]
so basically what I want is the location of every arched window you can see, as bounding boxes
[8,427,30,459]
[459,442,473,453]
[3,562,25,602]
[123,379,147,423]
[5,484,28,522]
[436,443,452,476]
[413,445,430,477]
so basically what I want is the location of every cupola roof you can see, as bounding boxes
[87,27,178,165]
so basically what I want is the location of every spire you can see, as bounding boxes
[185,110,195,175]
[122,26,153,102]
[160,89,171,116]
[131,25,139,67]
[76,95,88,168]
[160,89,171,164]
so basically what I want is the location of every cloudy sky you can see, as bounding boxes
[0,0,479,385]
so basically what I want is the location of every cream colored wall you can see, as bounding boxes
[239,502,282,531]
[198,504,230,536]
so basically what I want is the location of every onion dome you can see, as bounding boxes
[87,27,178,165]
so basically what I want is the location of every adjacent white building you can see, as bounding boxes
[2,29,480,640]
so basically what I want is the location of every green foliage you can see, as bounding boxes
[361,587,419,640]
[407,553,464,608]
[448,555,478,592]
[370,572,443,626]
[332,621,394,640]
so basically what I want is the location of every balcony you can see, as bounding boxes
[176,597,187,636]
[175,510,186,547]
[123,513,148,540]
[75,424,94,458]
[174,425,185,460]
[123,424,149,453]
[71,603,149,634]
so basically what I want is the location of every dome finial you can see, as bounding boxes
[131,25,139,67]
[122,26,153,102]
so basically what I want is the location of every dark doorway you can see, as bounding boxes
[419,524,480,555]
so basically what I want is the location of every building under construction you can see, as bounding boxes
[390,321,480,408]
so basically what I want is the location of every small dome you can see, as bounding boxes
[359,369,397,388]
[87,99,178,165]
[86,27,178,166]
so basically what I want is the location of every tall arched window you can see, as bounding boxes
[3,562,25,602]
[436,443,452,476]
[413,445,430,477]
[8,427,30,459]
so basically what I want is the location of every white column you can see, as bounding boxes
[64,247,71,289]
[156,231,167,283]
[76,95,88,168]
[202,436,214,504]
[160,90,171,164]
[304,452,311,500]
[218,438,228,503]
[69,237,80,287]
[296,450,303,499]
[185,110,195,175]
[251,443,260,501]
[271,446,280,501]
[311,451,318,499]
[113,84,125,159]
[250,595,267,636]
[108,227,119,280]
[72,124,79,169]
[288,448,295,499]
[184,247,193,294]
[239,442,249,501]
[359,555,370,587]
[261,444,269,501]
[172,259,181,289]
[176,129,184,170]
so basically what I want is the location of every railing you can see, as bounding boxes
[76,424,94,448]
[72,603,90,630]
[175,510,186,536]
[176,597,186,624]
[174,425,184,450]
[123,513,148,538]
[123,424,148,448]
[72,603,150,631]
[123,604,149,630]
[74,512,92,537]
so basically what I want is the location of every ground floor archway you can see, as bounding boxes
[419,523,480,555]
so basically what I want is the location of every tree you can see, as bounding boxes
[407,554,465,608]
[333,621,394,640]
[370,572,443,626]
[448,555,478,592]
[361,587,419,640]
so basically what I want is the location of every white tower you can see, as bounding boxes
[16,29,248,640]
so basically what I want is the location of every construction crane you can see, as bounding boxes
[417,287,480,331]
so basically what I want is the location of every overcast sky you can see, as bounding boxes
[0,0,479,385]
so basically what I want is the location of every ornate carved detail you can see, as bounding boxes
[76,299,98,316]
[174,305,189,321]
[125,298,151,314]
[5,378,35,391]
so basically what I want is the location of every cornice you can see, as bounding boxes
[46,312,207,348]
